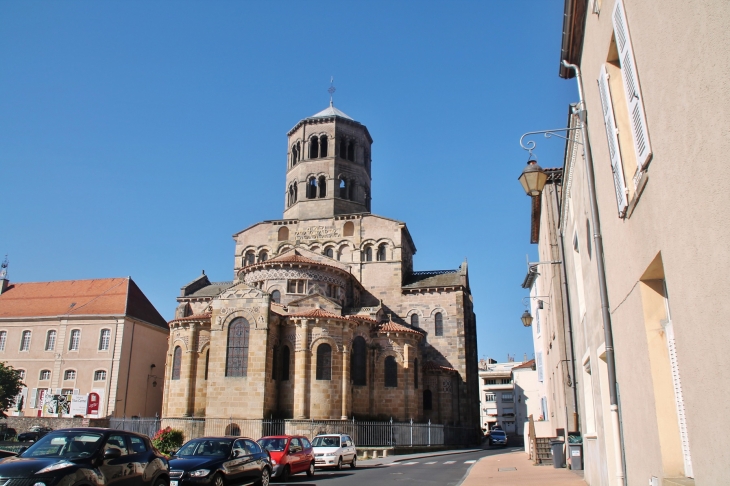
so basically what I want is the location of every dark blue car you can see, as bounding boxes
[169,437,271,486]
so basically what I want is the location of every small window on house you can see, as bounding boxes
[278,226,289,242]
[20,331,31,351]
[347,141,355,161]
[434,313,444,337]
[93,370,106,381]
[362,246,372,262]
[384,356,397,387]
[309,136,319,158]
[377,244,387,261]
[281,345,290,381]
[343,221,354,237]
[172,346,182,380]
[423,390,433,410]
[320,135,328,157]
[64,369,76,380]
[0,331,6,351]
[45,330,57,351]
[339,178,347,199]
[40,370,51,380]
[411,314,419,328]
[339,139,347,158]
[307,177,317,199]
[99,329,111,351]
[318,176,327,198]
[287,280,306,294]
[270,290,281,304]
[69,329,81,351]
[316,343,332,380]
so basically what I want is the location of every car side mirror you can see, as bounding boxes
[17,446,28,455]
[103,448,122,460]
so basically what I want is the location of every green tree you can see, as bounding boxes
[0,363,24,417]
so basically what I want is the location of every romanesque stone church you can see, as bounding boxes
[162,103,479,427]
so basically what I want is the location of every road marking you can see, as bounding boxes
[402,461,419,465]
[464,460,476,464]
[425,461,437,464]
[443,460,456,464]
[385,463,401,466]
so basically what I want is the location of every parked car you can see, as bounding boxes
[17,426,53,442]
[257,435,314,481]
[169,437,271,486]
[311,434,357,470]
[0,427,17,441]
[0,427,169,486]
[488,429,508,447]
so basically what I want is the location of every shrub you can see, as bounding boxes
[152,427,184,455]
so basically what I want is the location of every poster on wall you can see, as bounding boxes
[42,393,71,415]
[87,393,99,416]
[70,395,88,416]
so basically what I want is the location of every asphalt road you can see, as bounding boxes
[270,448,520,486]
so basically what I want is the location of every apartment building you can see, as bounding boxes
[478,359,521,434]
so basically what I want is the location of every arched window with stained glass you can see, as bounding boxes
[434,312,444,337]
[172,346,182,380]
[226,318,250,377]
[316,343,332,380]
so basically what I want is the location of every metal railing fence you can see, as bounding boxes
[109,417,479,447]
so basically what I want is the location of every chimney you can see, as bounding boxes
[0,278,7,294]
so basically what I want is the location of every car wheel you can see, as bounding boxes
[153,477,169,486]
[212,474,224,486]
[281,465,290,482]
[335,456,342,470]
[350,455,357,469]
[306,461,315,477]
[255,468,270,486]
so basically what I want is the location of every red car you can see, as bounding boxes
[258,435,315,481]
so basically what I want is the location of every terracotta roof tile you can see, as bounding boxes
[347,315,380,323]
[170,313,211,324]
[288,308,343,319]
[423,361,457,373]
[512,359,536,370]
[377,321,424,335]
[268,251,320,265]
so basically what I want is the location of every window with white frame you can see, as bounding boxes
[64,370,76,380]
[69,329,81,351]
[0,331,6,351]
[99,329,111,351]
[20,331,31,351]
[502,392,514,403]
[485,393,496,402]
[39,370,51,380]
[45,330,57,351]
[485,378,496,385]
[94,370,107,381]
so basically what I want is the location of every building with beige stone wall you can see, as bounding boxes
[162,103,480,427]
[0,276,169,418]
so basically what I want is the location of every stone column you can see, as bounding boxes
[341,325,352,420]
[293,320,310,419]
[184,322,198,417]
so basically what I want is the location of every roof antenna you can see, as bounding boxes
[328,77,336,106]
[0,255,7,279]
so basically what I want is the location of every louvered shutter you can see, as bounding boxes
[598,65,629,216]
[613,0,652,168]
[664,320,694,477]
[29,388,37,408]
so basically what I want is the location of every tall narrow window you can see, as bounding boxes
[363,246,372,262]
[348,180,355,200]
[351,336,367,386]
[259,250,268,262]
[414,358,419,389]
[281,345,290,381]
[172,346,182,380]
[226,318,250,377]
[339,139,347,158]
[291,145,298,166]
[423,390,433,410]
[318,176,327,198]
[45,330,57,351]
[347,141,355,161]
[69,330,81,350]
[20,331,31,351]
[434,313,443,337]
[339,178,347,199]
[99,329,111,351]
[307,177,317,199]
[0,331,6,351]
[377,244,387,261]
[309,136,319,158]
[204,350,209,380]
[245,251,255,266]
[316,343,332,380]
[411,314,419,328]
[384,356,397,388]
[272,346,279,381]
[288,185,294,207]
[320,135,328,157]
[40,370,51,380]
[270,290,281,304]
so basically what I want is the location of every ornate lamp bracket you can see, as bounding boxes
[519,127,583,159]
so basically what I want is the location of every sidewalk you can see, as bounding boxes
[460,450,586,486]
[359,448,483,466]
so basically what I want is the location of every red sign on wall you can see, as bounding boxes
[87,392,99,415]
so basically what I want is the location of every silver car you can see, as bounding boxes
[311,434,357,470]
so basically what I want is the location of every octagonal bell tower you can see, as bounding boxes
[283,102,373,220]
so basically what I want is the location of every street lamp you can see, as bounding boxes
[518,159,548,197]
[521,310,533,327]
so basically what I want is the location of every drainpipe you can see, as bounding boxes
[561,60,625,486]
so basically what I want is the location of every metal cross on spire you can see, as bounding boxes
[328,76,336,106]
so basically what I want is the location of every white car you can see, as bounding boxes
[312,434,357,470]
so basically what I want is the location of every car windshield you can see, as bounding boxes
[258,438,287,452]
[312,436,341,448]
[21,431,103,458]
[176,439,232,457]
[491,431,506,437]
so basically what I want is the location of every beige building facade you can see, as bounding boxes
[0,277,169,418]
[523,1,729,484]
[162,104,480,427]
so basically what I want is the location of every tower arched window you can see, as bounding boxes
[309,136,319,158]
[339,178,347,199]
[245,251,255,266]
[411,314,419,328]
[259,250,268,262]
[226,318,250,377]
[362,245,373,262]
[172,346,182,380]
[414,358,419,389]
[316,343,332,380]
[423,390,433,410]
[270,290,281,304]
[384,356,397,388]
[320,135,328,157]
[435,312,444,337]
[348,179,355,200]
[291,145,298,166]
[318,176,327,198]
[339,139,347,158]
[281,345,290,381]
[347,141,355,161]
[324,247,334,258]
[307,177,317,199]
[278,226,289,241]
[351,336,367,386]
[288,185,294,207]
[377,243,387,261]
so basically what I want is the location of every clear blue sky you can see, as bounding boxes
[1,1,576,363]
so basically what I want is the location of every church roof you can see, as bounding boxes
[170,313,211,324]
[309,103,354,121]
[402,269,463,289]
[268,252,321,265]
[184,281,234,298]
[377,321,424,335]
[288,308,343,319]
[423,361,458,373]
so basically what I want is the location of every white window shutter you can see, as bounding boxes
[613,0,652,168]
[598,65,629,217]
[664,320,694,478]
[73,389,80,395]
[29,388,37,408]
